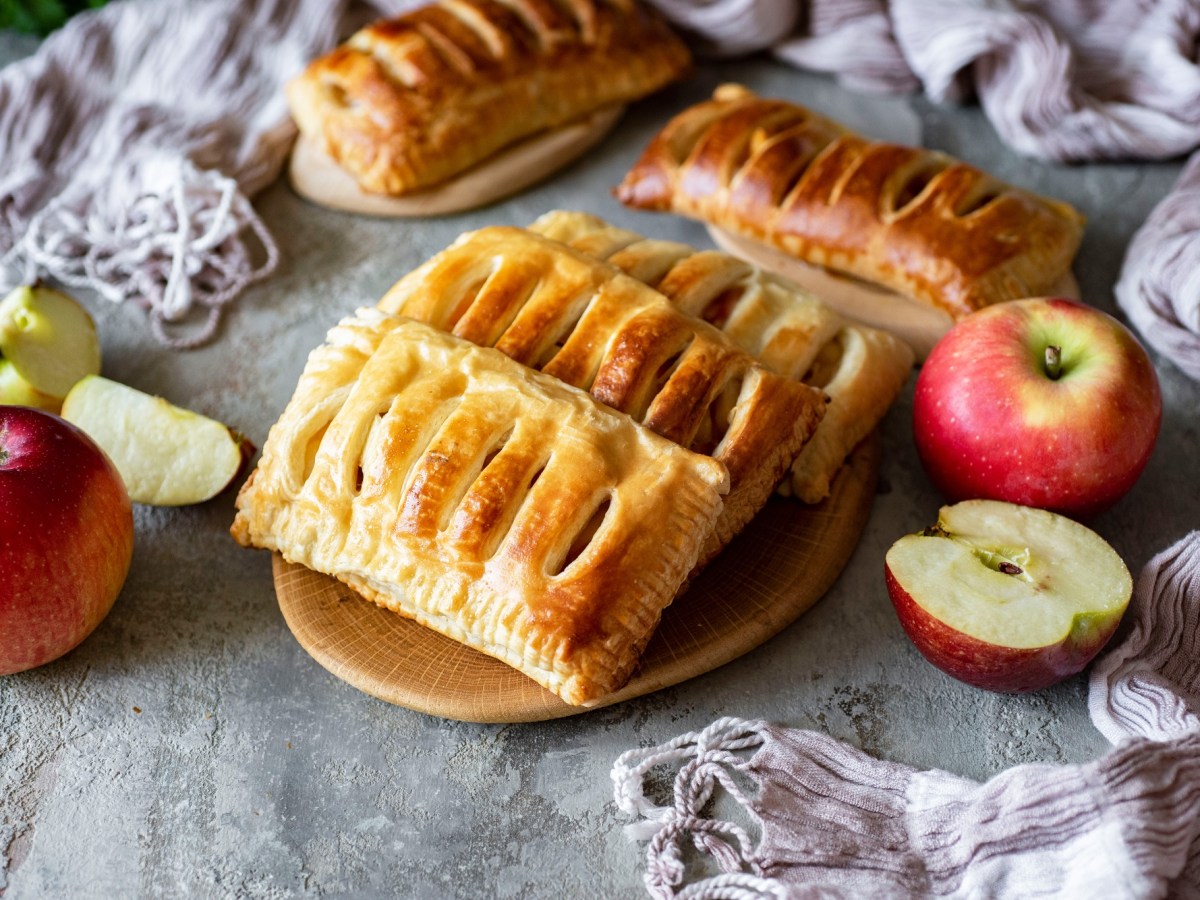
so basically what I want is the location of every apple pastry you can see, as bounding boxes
[615,84,1085,323]
[528,210,914,503]
[376,226,828,560]
[286,0,690,197]
[231,311,729,706]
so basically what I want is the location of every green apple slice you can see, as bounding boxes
[61,376,251,506]
[0,285,101,398]
[0,358,61,411]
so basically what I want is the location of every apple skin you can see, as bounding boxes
[913,297,1162,518]
[884,565,1117,693]
[0,406,134,675]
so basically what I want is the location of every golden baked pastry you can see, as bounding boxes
[376,226,827,559]
[231,311,729,706]
[528,210,914,502]
[615,85,1085,321]
[287,0,691,196]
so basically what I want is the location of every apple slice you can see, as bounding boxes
[884,499,1132,693]
[60,376,253,506]
[0,358,61,411]
[0,285,101,399]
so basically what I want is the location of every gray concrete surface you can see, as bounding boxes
[2,31,1198,898]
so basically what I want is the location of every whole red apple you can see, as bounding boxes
[0,406,134,674]
[885,499,1132,693]
[913,297,1161,518]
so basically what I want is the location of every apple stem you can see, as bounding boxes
[1044,345,1063,380]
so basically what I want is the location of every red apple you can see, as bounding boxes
[885,500,1132,693]
[0,406,134,674]
[913,297,1161,518]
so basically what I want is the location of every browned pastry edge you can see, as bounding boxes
[527,210,917,504]
[376,226,827,562]
[287,0,691,195]
[615,84,1086,320]
[231,312,729,706]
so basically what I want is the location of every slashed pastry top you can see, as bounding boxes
[287,0,691,196]
[615,85,1086,320]
[376,226,827,561]
[528,210,914,503]
[231,311,729,706]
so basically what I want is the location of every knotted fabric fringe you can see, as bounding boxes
[0,0,415,348]
[613,533,1200,899]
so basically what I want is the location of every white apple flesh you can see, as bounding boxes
[0,407,134,675]
[61,376,253,506]
[913,297,1161,518]
[884,500,1132,693]
[0,285,101,399]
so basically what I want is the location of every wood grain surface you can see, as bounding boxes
[707,226,1081,361]
[272,432,882,723]
[287,106,624,218]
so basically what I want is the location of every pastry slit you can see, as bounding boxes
[439,0,510,60]
[890,161,950,216]
[631,334,695,422]
[392,396,467,534]
[294,389,353,491]
[551,492,613,576]
[455,264,541,348]
[689,371,744,457]
[954,188,1003,218]
[699,285,745,330]
[486,0,579,45]
[429,422,514,533]
[443,274,492,332]
[415,21,481,78]
[354,34,426,91]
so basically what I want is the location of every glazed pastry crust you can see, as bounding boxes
[615,85,1085,320]
[529,210,914,503]
[231,312,728,706]
[287,0,690,196]
[377,226,827,560]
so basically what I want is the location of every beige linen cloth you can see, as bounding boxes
[0,0,411,347]
[614,534,1200,898]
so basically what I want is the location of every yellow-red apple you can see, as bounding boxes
[913,298,1161,518]
[0,407,134,674]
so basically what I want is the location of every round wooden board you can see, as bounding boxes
[272,432,881,723]
[288,106,625,218]
[707,226,1080,362]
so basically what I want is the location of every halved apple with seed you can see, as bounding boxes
[0,284,101,400]
[61,376,254,506]
[884,499,1132,693]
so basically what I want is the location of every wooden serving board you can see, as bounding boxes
[273,432,881,723]
[288,106,624,218]
[707,226,1081,361]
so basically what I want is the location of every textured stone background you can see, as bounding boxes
[2,32,1197,899]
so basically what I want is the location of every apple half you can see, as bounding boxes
[61,376,254,506]
[0,284,101,400]
[884,500,1132,693]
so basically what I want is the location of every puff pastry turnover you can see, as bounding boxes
[615,85,1085,320]
[377,226,827,560]
[529,210,914,503]
[287,0,690,196]
[231,311,729,706]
